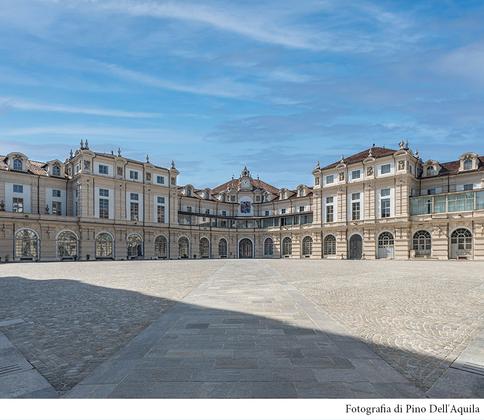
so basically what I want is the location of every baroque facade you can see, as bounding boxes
[0,140,483,262]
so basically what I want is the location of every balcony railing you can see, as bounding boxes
[410,190,484,216]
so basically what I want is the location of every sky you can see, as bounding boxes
[1,0,484,188]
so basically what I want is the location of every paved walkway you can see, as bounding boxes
[67,261,423,398]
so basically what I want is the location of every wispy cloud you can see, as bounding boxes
[0,96,160,118]
[438,42,484,86]
[89,61,262,99]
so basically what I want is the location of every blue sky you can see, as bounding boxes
[1,0,484,188]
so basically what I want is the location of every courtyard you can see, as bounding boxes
[0,259,483,398]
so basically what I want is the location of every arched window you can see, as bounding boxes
[199,237,210,258]
[451,229,472,258]
[413,231,431,257]
[264,237,274,256]
[463,159,473,171]
[323,235,336,256]
[127,234,143,258]
[96,233,114,259]
[13,158,23,171]
[377,232,394,259]
[52,165,61,176]
[15,229,39,260]
[302,236,313,256]
[282,237,292,256]
[179,237,189,259]
[57,231,78,259]
[218,238,228,258]
[154,235,167,259]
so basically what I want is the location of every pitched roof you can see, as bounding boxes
[321,147,397,170]
[432,156,484,177]
[211,177,280,195]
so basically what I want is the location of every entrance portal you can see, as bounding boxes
[239,238,253,259]
[348,235,363,260]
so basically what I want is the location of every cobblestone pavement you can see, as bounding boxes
[0,260,224,392]
[1,259,483,396]
[269,260,484,391]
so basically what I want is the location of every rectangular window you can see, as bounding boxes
[299,206,305,212]
[381,199,391,218]
[99,198,109,219]
[281,208,286,214]
[13,184,23,193]
[264,210,269,216]
[157,205,165,223]
[130,193,139,201]
[99,188,109,197]
[221,210,227,216]
[427,188,436,195]
[352,202,360,220]
[187,206,192,213]
[157,196,165,204]
[326,175,334,184]
[231,195,236,202]
[157,175,165,184]
[129,170,139,180]
[326,205,334,223]
[351,170,361,180]
[52,189,61,197]
[352,192,360,200]
[130,202,139,221]
[463,184,474,191]
[13,197,24,213]
[52,201,62,215]
[326,196,334,204]
[99,164,108,175]
[381,164,391,174]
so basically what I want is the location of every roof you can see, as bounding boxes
[92,152,170,171]
[429,156,484,177]
[321,147,397,170]
[0,155,66,178]
[211,177,280,195]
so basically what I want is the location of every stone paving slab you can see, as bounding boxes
[0,332,56,398]
[67,261,423,398]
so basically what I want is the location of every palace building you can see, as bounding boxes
[0,140,483,261]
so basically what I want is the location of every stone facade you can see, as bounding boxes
[1,141,483,261]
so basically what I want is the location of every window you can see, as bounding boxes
[171,177,176,185]
[352,202,360,221]
[57,231,77,259]
[199,238,210,258]
[127,234,143,258]
[381,164,391,174]
[255,195,261,202]
[129,170,139,180]
[130,193,139,201]
[155,236,167,258]
[427,188,436,195]
[380,188,391,218]
[351,170,361,180]
[302,236,313,256]
[99,164,109,175]
[99,188,109,197]
[427,167,436,176]
[96,233,113,258]
[326,197,334,223]
[157,175,165,184]
[13,197,24,213]
[282,237,292,256]
[323,235,336,256]
[448,192,474,212]
[130,202,139,221]
[413,231,431,257]
[451,228,472,251]
[52,201,62,215]
[264,210,270,216]
[264,238,274,256]
[52,189,61,197]
[463,184,474,191]
[52,165,61,176]
[146,172,151,181]
[378,232,394,258]
[157,204,165,223]
[15,229,38,260]
[13,159,23,171]
[463,159,473,171]
[222,210,227,216]
[117,167,123,176]
[281,208,286,214]
[187,206,192,213]
[179,237,189,259]
[13,184,23,193]
[326,175,334,184]
[299,206,305,212]
[231,195,236,202]
[99,198,109,219]
[205,209,210,215]
[157,197,165,204]
[84,161,91,171]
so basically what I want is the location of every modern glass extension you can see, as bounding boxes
[411,190,484,215]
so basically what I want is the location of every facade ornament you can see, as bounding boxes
[111,150,114,155]
[70,149,73,159]
[117,148,121,157]
[146,154,150,163]
[171,160,176,169]
[80,139,84,150]
[368,148,373,157]
[399,140,405,149]
[85,139,89,150]
[415,150,419,159]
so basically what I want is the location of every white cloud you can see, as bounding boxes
[0,96,160,118]
[439,43,484,85]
